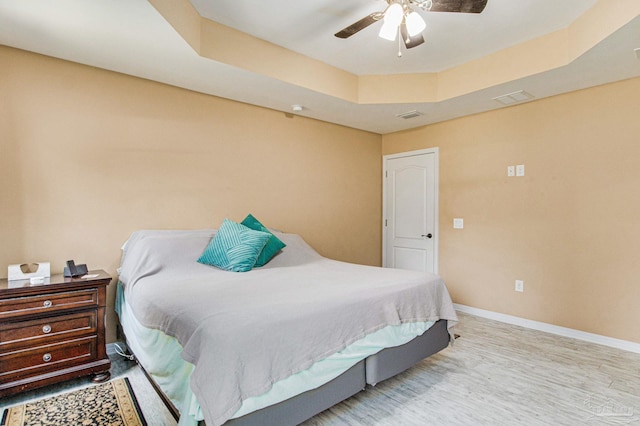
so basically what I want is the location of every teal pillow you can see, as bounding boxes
[241,214,286,267]
[198,218,270,272]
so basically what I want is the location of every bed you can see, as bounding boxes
[115,228,457,426]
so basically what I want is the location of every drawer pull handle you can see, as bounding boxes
[42,325,52,334]
[43,300,52,308]
[43,353,52,362]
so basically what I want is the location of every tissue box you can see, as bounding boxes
[8,262,51,281]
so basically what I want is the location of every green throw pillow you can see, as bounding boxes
[241,214,286,267]
[198,218,271,272]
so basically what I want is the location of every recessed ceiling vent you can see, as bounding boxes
[492,90,535,105]
[396,110,423,119]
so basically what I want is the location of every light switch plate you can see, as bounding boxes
[515,280,524,292]
[507,166,515,177]
[516,164,525,177]
[453,218,464,229]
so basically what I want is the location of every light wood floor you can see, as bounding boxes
[2,312,638,425]
[303,312,640,425]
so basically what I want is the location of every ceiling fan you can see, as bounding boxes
[335,0,488,54]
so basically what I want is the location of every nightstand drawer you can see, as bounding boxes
[0,336,97,383]
[0,289,98,320]
[0,311,97,350]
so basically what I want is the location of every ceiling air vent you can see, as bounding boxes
[492,90,534,105]
[396,110,423,119]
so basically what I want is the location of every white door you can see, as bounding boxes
[383,149,438,273]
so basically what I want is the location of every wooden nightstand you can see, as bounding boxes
[0,270,112,397]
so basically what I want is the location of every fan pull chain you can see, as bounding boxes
[397,27,402,57]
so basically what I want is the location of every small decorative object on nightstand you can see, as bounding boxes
[0,270,112,397]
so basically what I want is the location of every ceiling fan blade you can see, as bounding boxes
[400,24,425,49]
[334,13,382,39]
[429,0,488,13]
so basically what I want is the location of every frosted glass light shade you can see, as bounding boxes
[405,11,426,36]
[379,21,398,41]
[384,3,404,26]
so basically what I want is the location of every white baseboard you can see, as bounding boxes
[454,303,640,354]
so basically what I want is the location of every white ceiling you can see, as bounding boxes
[191,0,595,75]
[1,0,639,134]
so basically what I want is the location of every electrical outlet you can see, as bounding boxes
[507,166,515,177]
[516,164,525,177]
[453,218,464,229]
[515,280,524,292]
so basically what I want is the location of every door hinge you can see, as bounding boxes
[385,171,388,178]
[385,219,387,227]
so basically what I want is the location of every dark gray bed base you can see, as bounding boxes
[366,319,450,385]
[129,320,450,426]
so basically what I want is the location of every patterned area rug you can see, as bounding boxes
[1,378,146,426]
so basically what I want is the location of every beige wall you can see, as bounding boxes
[0,46,383,342]
[4,43,639,346]
[383,76,640,344]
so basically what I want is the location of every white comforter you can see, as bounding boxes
[119,229,457,426]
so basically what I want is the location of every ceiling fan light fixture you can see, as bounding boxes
[405,11,426,36]
[336,0,487,56]
[379,21,398,41]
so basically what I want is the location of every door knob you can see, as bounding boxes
[421,233,433,239]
